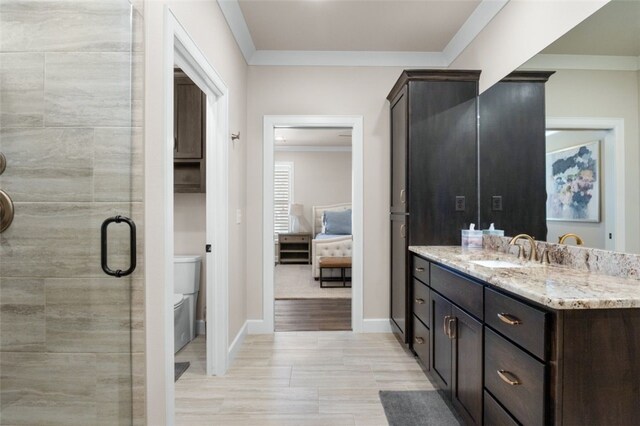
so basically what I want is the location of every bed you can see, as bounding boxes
[311,203,353,279]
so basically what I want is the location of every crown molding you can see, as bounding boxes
[442,0,509,64]
[521,54,640,71]
[275,145,352,152]
[217,0,256,63]
[217,0,509,67]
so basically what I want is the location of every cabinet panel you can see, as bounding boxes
[390,215,407,338]
[484,390,519,426]
[430,291,452,391]
[485,328,545,425]
[390,87,407,213]
[452,306,483,425]
[412,315,430,369]
[174,77,204,159]
[412,255,429,284]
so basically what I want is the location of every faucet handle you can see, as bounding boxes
[539,248,551,265]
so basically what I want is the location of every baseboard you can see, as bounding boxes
[247,319,273,334]
[228,321,248,365]
[362,318,393,333]
[196,320,206,335]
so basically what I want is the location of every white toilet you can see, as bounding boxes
[174,255,202,353]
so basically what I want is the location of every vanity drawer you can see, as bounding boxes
[485,328,545,426]
[431,264,483,319]
[280,235,309,243]
[412,255,429,284]
[412,315,430,369]
[484,390,519,426]
[485,287,549,360]
[413,279,430,325]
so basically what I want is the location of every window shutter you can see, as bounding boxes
[274,162,293,236]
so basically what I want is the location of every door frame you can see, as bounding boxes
[546,117,625,252]
[158,6,230,423]
[262,115,364,333]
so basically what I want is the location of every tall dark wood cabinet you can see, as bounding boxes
[479,72,554,240]
[388,71,480,343]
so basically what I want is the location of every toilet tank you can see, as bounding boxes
[174,255,202,295]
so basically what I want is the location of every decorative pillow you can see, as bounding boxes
[323,209,352,235]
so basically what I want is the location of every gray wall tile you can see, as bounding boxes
[0,53,44,128]
[0,128,94,202]
[94,127,143,202]
[0,0,131,53]
[0,278,45,352]
[45,52,131,127]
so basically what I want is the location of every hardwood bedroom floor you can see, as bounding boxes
[174,332,435,425]
[275,298,351,331]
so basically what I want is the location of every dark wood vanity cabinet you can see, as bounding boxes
[174,70,206,193]
[410,253,640,426]
[388,70,480,344]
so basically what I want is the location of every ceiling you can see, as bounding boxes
[238,0,480,52]
[274,128,352,147]
[542,0,640,57]
[218,0,509,66]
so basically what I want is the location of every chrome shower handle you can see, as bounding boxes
[0,189,14,233]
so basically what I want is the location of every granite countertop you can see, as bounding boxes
[409,246,640,310]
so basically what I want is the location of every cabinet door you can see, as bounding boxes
[451,306,483,425]
[430,291,452,391]
[390,215,407,339]
[174,77,204,159]
[390,87,407,213]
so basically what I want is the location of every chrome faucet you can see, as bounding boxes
[508,234,538,261]
[558,233,584,246]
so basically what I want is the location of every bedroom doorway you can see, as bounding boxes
[262,115,364,333]
[273,128,353,331]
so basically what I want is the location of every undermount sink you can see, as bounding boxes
[470,260,524,268]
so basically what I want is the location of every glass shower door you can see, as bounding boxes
[0,0,144,424]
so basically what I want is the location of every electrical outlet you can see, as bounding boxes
[492,196,503,211]
[455,196,465,211]
[236,209,242,224]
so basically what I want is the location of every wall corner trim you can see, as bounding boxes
[247,319,272,334]
[228,321,248,365]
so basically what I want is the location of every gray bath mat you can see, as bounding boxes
[174,362,190,382]
[379,390,462,426]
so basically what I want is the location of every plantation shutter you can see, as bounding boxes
[274,162,293,236]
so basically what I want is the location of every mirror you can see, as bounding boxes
[515,0,640,252]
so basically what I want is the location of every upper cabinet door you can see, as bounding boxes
[174,76,204,159]
[390,86,408,213]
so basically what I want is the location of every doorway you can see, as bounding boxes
[273,128,353,331]
[262,116,364,333]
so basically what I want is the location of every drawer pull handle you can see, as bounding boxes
[443,315,451,336]
[415,298,425,305]
[497,370,521,386]
[447,317,457,339]
[497,313,522,326]
[415,267,425,272]
[414,337,425,345]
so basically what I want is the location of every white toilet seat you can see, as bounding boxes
[173,293,185,308]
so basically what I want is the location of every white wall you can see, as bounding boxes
[546,130,609,249]
[274,150,352,230]
[545,69,640,253]
[247,66,404,320]
[144,1,247,423]
[174,193,207,320]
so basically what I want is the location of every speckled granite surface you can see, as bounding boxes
[408,245,640,310]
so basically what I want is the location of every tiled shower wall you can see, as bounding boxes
[0,1,145,424]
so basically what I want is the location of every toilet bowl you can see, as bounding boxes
[173,255,202,353]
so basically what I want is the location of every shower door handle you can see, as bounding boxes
[101,215,137,277]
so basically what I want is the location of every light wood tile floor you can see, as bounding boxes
[175,332,435,425]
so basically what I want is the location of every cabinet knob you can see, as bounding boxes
[414,336,425,345]
[497,370,521,386]
[400,189,406,204]
[415,298,425,305]
[497,313,522,326]
[400,224,407,238]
